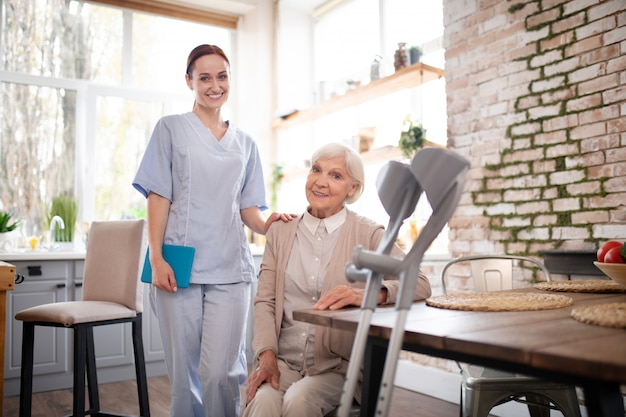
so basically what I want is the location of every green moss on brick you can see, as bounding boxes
[508,3,526,14]
[556,184,568,198]
[462,1,615,259]
[554,157,566,171]
[556,212,571,226]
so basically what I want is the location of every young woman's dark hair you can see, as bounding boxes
[186,44,230,77]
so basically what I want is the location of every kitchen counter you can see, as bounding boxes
[0,250,86,262]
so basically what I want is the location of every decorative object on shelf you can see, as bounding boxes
[345,79,360,91]
[0,211,20,252]
[398,118,426,158]
[394,42,409,72]
[408,45,422,65]
[358,126,376,153]
[370,54,382,80]
[48,195,77,243]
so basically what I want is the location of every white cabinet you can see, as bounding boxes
[4,260,74,395]
[3,258,166,396]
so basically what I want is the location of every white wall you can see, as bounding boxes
[234,1,318,178]
[234,0,275,172]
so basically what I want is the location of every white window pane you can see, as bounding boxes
[0,82,75,233]
[132,13,233,94]
[94,96,163,221]
[2,0,123,83]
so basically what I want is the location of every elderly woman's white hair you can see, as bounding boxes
[310,143,365,204]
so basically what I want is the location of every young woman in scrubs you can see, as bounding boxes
[133,44,293,417]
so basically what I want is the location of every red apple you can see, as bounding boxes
[603,246,625,263]
[597,241,623,262]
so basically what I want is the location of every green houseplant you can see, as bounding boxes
[398,117,446,159]
[398,119,426,159]
[0,211,19,233]
[49,195,77,242]
[0,211,20,251]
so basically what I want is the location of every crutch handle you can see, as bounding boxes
[345,263,369,283]
[352,245,402,276]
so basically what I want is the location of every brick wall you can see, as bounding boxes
[443,0,626,259]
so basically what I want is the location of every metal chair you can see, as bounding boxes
[337,147,470,417]
[15,219,150,417]
[441,254,582,417]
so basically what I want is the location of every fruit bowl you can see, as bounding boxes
[593,262,626,288]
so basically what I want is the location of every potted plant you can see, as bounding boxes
[0,211,20,251]
[398,118,426,159]
[408,45,422,65]
[49,195,77,243]
[398,117,446,159]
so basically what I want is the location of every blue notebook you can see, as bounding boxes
[141,244,195,288]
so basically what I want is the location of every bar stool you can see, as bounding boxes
[15,219,150,417]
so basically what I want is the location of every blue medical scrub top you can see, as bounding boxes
[133,112,267,284]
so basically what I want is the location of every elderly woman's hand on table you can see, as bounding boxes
[314,284,388,310]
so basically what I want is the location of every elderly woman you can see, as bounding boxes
[241,143,431,417]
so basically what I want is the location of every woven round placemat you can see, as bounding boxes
[425,292,573,312]
[534,280,626,293]
[570,303,626,328]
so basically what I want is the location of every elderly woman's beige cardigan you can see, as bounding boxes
[252,209,432,396]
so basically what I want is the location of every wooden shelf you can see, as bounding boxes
[272,62,444,129]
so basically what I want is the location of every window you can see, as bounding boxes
[0,0,232,244]
[2,1,123,83]
[0,82,76,233]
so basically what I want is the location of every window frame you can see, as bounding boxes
[86,0,239,28]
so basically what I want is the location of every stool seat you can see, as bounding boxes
[15,301,136,325]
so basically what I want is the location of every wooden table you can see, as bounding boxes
[294,288,626,417]
[0,261,17,415]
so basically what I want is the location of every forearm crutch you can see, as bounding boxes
[342,148,469,417]
[337,160,422,417]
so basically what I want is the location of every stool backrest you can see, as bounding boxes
[82,219,146,311]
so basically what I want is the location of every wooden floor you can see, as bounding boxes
[2,375,464,417]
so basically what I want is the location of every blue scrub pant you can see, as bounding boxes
[151,282,250,417]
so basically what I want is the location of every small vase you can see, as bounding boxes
[0,231,19,252]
